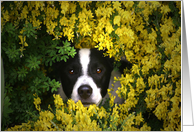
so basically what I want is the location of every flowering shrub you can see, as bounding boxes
[1,1,181,131]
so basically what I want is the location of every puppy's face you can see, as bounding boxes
[59,48,113,106]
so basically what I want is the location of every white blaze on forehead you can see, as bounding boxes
[79,48,90,75]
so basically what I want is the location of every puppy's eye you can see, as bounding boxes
[96,68,102,74]
[69,69,74,74]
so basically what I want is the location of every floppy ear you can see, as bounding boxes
[117,58,132,74]
[95,48,132,74]
[94,48,115,71]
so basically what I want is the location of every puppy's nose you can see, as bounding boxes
[78,85,93,99]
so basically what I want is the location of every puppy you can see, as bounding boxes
[56,48,129,107]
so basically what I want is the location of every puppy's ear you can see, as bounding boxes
[119,59,132,73]
[114,57,132,74]
[94,48,132,73]
[94,48,115,71]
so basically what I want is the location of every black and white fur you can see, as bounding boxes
[56,48,129,106]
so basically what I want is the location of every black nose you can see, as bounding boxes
[78,85,93,99]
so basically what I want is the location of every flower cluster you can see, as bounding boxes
[2,1,181,131]
[7,94,151,131]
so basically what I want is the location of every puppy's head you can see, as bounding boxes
[58,48,114,106]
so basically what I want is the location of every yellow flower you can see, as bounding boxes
[69,2,77,14]
[98,107,107,119]
[95,7,103,18]
[32,19,42,29]
[114,16,121,26]
[131,64,140,75]
[148,1,161,11]
[105,7,114,18]
[120,11,132,24]
[107,88,116,107]
[160,5,171,14]
[160,17,174,41]
[136,77,146,94]
[3,10,10,22]
[144,43,156,54]
[116,84,127,99]
[67,99,76,111]
[53,94,64,109]
[125,50,134,61]
[140,123,151,131]
[113,1,121,11]
[60,16,68,27]
[145,88,159,109]
[159,85,172,101]
[31,9,40,18]
[33,94,41,111]
[122,74,134,85]
[21,5,28,19]
[148,28,157,43]
[176,1,181,16]
[135,113,144,125]
[62,114,73,130]
[78,11,86,21]
[19,35,28,47]
[69,14,77,26]
[79,1,89,8]
[63,27,74,42]
[122,1,134,9]
[46,20,57,35]
[142,7,151,22]
[110,104,119,130]
[45,6,59,20]
[138,1,146,8]
[60,1,69,15]
[75,100,88,113]
[88,104,98,117]
[154,101,169,120]
[121,112,135,130]
[105,21,114,34]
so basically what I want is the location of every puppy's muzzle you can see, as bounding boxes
[78,85,93,99]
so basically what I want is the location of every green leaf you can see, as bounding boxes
[26,56,41,71]
[49,79,61,93]
[4,45,20,62]
[23,23,37,38]
[61,55,69,62]
[4,23,17,37]
[2,95,14,127]
[17,67,28,81]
